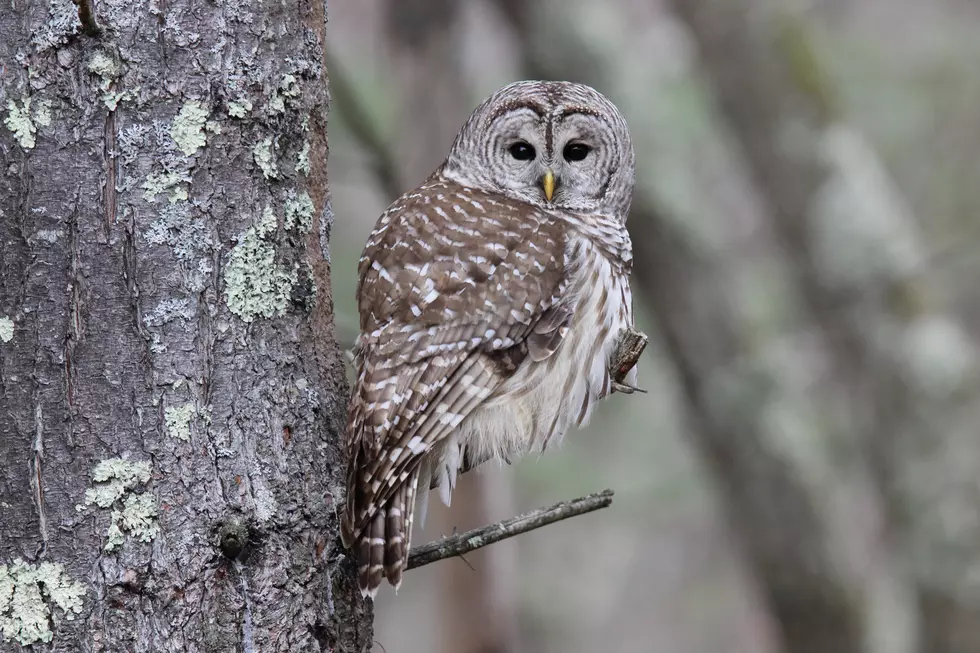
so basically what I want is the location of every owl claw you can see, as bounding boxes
[612,381,647,395]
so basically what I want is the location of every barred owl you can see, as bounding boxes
[341,80,637,597]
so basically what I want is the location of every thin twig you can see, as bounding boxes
[407,489,614,570]
[72,0,103,37]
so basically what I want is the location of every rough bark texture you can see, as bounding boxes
[0,1,371,651]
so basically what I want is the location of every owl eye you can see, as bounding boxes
[563,143,591,162]
[508,141,536,161]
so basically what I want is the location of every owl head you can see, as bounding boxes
[440,80,635,220]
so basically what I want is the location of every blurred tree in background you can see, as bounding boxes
[329,1,980,653]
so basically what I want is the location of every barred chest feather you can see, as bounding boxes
[429,230,634,505]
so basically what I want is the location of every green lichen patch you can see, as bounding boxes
[224,207,297,322]
[84,458,151,508]
[295,140,311,176]
[143,169,191,204]
[267,74,301,117]
[257,206,277,237]
[32,100,52,128]
[252,137,278,180]
[87,51,120,92]
[87,52,119,79]
[0,317,13,343]
[164,403,195,441]
[81,458,159,552]
[103,91,124,112]
[5,98,38,150]
[170,100,209,157]
[109,493,160,550]
[227,98,252,119]
[284,191,315,232]
[0,560,86,646]
[102,88,138,112]
[268,95,286,115]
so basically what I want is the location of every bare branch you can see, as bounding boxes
[407,489,614,570]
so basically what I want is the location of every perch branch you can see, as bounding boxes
[407,489,614,570]
[72,0,103,37]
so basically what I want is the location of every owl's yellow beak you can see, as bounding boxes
[542,169,556,203]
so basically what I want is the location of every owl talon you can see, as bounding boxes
[612,381,647,395]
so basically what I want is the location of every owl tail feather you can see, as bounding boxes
[356,468,421,598]
[357,508,386,599]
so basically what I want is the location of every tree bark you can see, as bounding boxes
[0,1,371,651]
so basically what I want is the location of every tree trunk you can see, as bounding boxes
[430,471,520,653]
[0,1,370,651]
[666,2,980,650]
[628,202,864,653]
[488,3,866,652]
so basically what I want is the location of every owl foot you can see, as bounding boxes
[611,381,647,395]
[610,327,649,389]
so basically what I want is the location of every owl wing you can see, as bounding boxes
[341,178,571,549]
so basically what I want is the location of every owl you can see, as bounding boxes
[340,80,637,598]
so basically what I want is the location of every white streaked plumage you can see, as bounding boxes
[341,80,636,598]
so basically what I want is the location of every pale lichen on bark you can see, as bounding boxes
[86,50,119,84]
[81,458,152,509]
[0,317,13,343]
[169,100,210,156]
[296,140,312,175]
[164,403,196,441]
[78,458,159,551]
[0,560,86,646]
[224,206,299,321]
[285,191,316,231]
[228,98,252,119]
[2,0,368,650]
[252,137,280,179]
[4,98,42,149]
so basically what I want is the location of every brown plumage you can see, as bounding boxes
[341,81,637,598]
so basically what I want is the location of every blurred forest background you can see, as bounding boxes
[328,1,980,652]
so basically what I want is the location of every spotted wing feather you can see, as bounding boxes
[341,178,568,595]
